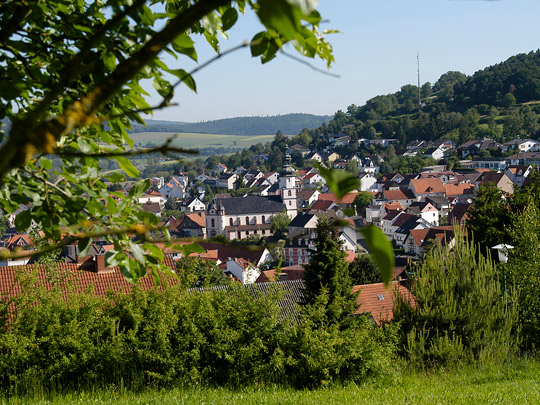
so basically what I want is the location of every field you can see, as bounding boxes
[129,132,276,150]
[9,358,540,404]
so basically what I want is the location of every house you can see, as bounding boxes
[159,176,188,200]
[406,201,439,226]
[224,257,261,284]
[305,151,323,163]
[423,147,444,161]
[475,172,514,194]
[302,172,325,188]
[182,197,206,212]
[255,264,305,283]
[176,212,206,238]
[287,144,311,157]
[137,190,166,208]
[215,163,228,173]
[447,203,471,225]
[198,242,274,269]
[403,226,455,258]
[505,165,532,187]
[216,173,238,190]
[141,200,162,217]
[505,152,540,166]
[393,216,432,248]
[358,157,380,174]
[378,189,416,209]
[409,178,446,200]
[296,189,320,209]
[502,139,540,153]
[359,172,377,192]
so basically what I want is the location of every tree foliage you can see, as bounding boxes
[0,0,336,282]
[302,216,357,323]
[394,231,517,367]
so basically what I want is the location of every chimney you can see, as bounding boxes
[78,255,113,273]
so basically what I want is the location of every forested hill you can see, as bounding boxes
[130,113,331,135]
[324,49,540,145]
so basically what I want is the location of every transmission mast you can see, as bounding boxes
[417,52,421,106]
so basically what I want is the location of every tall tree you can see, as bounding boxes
[303,216,357,322]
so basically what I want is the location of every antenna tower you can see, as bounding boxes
[417,52,421,106]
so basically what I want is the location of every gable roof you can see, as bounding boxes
[410,178,446,195]
[289,212,317,228]
[318,192,359,204]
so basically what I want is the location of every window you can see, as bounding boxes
[262,215,266,224]
[254,217,257,225]
[211,218,215,228]
[246,216,249,225]
[230,218,233,226]
[288,190,292,196]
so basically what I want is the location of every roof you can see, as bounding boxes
[310,199,335,211]
[182,212,206,228]
[289,212,317,228]
[444,183,474,196]
[141,201,161,214]
[318,192,359,204]
[382,189,415,201]
[353,281,415,326]
[213,195,285,215]
[448,203,471,224]
[408,226,455,248]
[410,178,446,195]
[0,256,177,300]
[197,242,269,265]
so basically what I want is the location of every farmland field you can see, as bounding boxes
[129,132,276,150]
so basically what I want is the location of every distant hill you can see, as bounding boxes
[130,113,331,135]
[323,49,540,145]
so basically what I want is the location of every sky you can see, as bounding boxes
[145,0,540,123]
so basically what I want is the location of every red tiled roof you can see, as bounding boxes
[318,192,359,204]
[410,178,446,195]
[311,199,335,211]
[444,183,474,197]
[0,256,178,301]
[353,281,415,326]
[185,212,206,227]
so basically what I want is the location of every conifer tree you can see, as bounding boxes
[303,216,358,322]
[394,230,517,366]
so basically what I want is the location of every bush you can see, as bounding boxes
[0,275,395,394]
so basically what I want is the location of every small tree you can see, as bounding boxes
[176,257,227,289]
[349,254,381,285]
[394,230,517,367]
[303,216,358,323]
[270,212,290,240]
[353,191,373,217]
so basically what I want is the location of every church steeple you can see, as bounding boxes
[279,139,297,218]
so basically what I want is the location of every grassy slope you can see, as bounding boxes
[11,358,540,404]
[129,132,275,150]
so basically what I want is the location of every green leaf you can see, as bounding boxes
[114,156,139,178]
[315,163,360,199]
[107,172,125,183]
[129,179,150,199]
[130,243,145,263]
[168,69,197,93]
[15,210,32,231]
[359,225,395,287]
[221,7,238,31]
[78,237,93,257]
[177,242,205,257]
[40,158,52,170]
[105,250,123,268]
[258,0,300,40]
[171,34,198,62]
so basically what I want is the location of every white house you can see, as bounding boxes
[359,173,377,192]
[159,176,188,200]
[225,258,261,284]
[182,197,206,212]
[216,173,238,190]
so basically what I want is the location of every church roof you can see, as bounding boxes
[213,195,285,215]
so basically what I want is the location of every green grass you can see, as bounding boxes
[129,132,275,150]
[7,358,540,404]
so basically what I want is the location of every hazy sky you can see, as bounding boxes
[145,0,540,123]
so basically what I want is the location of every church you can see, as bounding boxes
[206,153,298,239]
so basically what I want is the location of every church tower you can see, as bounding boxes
[279,149,297,218]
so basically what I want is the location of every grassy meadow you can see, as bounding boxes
[129,132,275,150]
[9,358,540,404]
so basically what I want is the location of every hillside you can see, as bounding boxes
[323,49,540,146]
[130,113,331,135]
